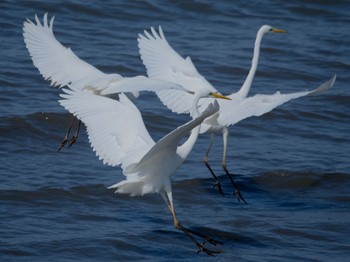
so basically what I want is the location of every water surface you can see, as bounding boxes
[1,0,349,261]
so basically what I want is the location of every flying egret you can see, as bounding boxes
[138,26,336,200]
[23,14,177,151]
[59,83,231,255]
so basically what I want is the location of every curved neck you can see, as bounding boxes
[177,125,200,160]
[237,28,265,98]
[177,94,201,159]
[190,93,201,119]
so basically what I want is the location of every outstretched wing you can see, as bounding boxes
[218,75,336,127]
[100,76,182,96]
[23,13,122,90]
[59,89,155,169]
[134,101,220,172]
[138,26,217,115]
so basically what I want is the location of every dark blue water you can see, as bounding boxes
[1,0,349,261]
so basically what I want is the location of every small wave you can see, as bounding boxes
[0,112,71,133]
[0,184,114,205]
[253,171,350,190]
[0,112,77,151]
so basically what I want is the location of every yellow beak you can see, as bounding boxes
[271,28,287,33]
[210,92,231,100]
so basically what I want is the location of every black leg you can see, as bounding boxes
[68,119,81,147]
[176,223,222,256]
[204,159,225,196]
[160,190,223,256]
[58,115,74,151]
[203,134,225,196]
[222,128,247,203]
[222,164,247,204]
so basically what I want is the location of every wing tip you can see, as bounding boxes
[309,74,337,96]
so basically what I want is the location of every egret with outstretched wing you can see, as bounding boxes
[138,26,336,200]
[23,14,176,150]
[59,84,230,255]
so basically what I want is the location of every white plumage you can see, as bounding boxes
[59,85,229,254]
[23,14,179,150]
[138,25,336,198]
[23,13,122,91]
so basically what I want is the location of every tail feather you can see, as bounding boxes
[108,180,145,197]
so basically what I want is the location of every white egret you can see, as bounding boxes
[23,14,177,151]
[59,83,231,255]
[138,26,336,200]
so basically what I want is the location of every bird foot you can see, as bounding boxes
[57,137,68,152]
[232,188,247,204]
[196,245,221,256]
[202,236,224,246]
[57,135,78,151]
[223,168,247,204]
[177,224,223,256]
[212,181,225,196]
[68,135,78,147]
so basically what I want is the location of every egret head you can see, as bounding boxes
[194,87,231,100]
[191,89,231,112]
[261,25,286,34]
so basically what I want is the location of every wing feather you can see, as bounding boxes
[134,101,220,171]
[100,76,182,96]
[138,26,217,114]
[217,75,336,127]
[59,89,155,169]
[23,13,122,90]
